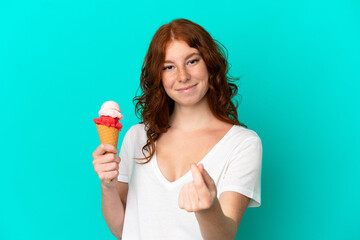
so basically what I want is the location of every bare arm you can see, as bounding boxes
[179,164,250,240]
[195,192,250,240]
[101,182,128,239]
[92,144,128,239]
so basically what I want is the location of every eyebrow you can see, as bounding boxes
[163,52,201,64]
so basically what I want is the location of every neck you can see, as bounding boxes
[169,97,215,131]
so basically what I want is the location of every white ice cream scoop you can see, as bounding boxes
[98,101,124,120]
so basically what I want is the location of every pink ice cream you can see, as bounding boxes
[93,101,123,131]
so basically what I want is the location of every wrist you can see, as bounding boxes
[194,197,219,218]
[101,181,117,192]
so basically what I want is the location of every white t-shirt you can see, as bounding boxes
[117,123,262,240]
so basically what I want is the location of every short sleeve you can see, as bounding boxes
[219,136,263,207]
[117,127,133,183]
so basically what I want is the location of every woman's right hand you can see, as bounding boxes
[92,143,121,189]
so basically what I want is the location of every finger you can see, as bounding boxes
[188,183,199,211]
[200,165,215,190]
[198,163,204,174]
[178,187,185,209]
[191,164,209,199]
[184,185,193,212]
[98,162,119,172]
[94,153,118,165]
[191,164,206,188]
[93,143,119,158]
[115,155,121,164]
[93,155,119,174]
[94,161,118,174]
[99,170,118,182]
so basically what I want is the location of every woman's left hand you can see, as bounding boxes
[178,163,217,212]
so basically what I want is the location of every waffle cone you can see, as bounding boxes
[96,124,119,148]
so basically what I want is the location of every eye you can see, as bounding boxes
[188,58,199,65]
[162,65,174,71]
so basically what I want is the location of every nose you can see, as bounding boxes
[178,66,190,82]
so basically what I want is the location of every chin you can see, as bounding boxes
[174,96,207,107]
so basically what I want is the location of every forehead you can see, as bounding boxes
[164,40,199,60]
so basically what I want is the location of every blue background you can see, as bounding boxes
[1,0,359,239]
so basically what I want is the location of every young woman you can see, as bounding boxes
[92,18,262,240]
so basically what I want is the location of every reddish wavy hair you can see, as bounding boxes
[133,18,247,164]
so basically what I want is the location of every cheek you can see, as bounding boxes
[195,63,209,80]
[161,76,170,89]
[161,77,173,95]
[162,73,177,89]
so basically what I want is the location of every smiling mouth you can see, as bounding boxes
[176,84,198,91]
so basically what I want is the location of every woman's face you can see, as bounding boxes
[161,40,209,107]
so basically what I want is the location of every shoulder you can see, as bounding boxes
[127,123,146,134]
[226,125,263,167]
[122,123,147,143]
[230,125,262,145]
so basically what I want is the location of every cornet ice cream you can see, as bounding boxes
[93,101,123,147]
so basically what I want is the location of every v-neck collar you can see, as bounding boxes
[151,125,235,190]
